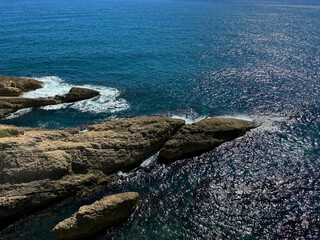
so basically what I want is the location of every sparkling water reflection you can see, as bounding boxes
[0,0,320,239]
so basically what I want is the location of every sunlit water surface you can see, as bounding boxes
[0,0,320,239]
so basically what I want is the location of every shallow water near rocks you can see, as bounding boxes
[1,0,320,239]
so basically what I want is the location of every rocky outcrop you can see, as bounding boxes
[51,192,139,240]
[0,117,184,228]
[0,75,43,96]
[159,118,257,162]
[56,87,100,102]
[0,117,184,184]
[0,96,58,117]
[0,83,259,237]
[0,171,116,230]
[0,86,100,118]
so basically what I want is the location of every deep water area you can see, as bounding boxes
[0,0,320,239]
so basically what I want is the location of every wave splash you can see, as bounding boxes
[22,76,129,114]
[169,112,290,134]
[4,108,33,120]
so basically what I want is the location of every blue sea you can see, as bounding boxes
[1,0,320,239]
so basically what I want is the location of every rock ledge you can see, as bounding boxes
[159,118,257,162]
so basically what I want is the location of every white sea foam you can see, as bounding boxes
[218,114,289,123]
[117,153,160,178]
[167,113,288,126]
[217,115,255,122]
[170,113,290,133]
[140,152,159,167]
[4,108,33,120]
[170,113,290,134]
[22,76,129,114]
[256,115,290,133]
[169,114,207,124]
[41,103,69,110]
[117,171,134,177]
[218,114,290,133]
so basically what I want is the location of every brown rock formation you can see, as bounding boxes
[0,171,116,230]
[56,87,100,102]
[0,96,58,117]
[0,116,184,184]
[159,118,257,162]
[0,76,100,118]
[0,78,258,236]
[0,75,43,96]
[0,117,184,228]
[51,192,139,240]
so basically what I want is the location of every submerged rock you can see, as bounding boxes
[159,118,257,162]
[51,192,139,240]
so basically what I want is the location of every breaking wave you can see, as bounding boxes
[22,76,129,114]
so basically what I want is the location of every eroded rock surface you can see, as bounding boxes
[0,117,184,184]
[0,96,58,118]
[0,171,116,229]
[51,192,139,240]
[56,87,100,102]
[159,118,257,161]
[0,117,183,227]
[0,75,43,96]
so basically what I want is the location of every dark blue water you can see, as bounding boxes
[1,0,320,239]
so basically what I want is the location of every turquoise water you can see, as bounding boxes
[1,0,320,239]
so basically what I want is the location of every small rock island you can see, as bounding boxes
[51,192,140,240]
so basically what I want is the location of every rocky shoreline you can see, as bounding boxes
[0,75,258,239]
